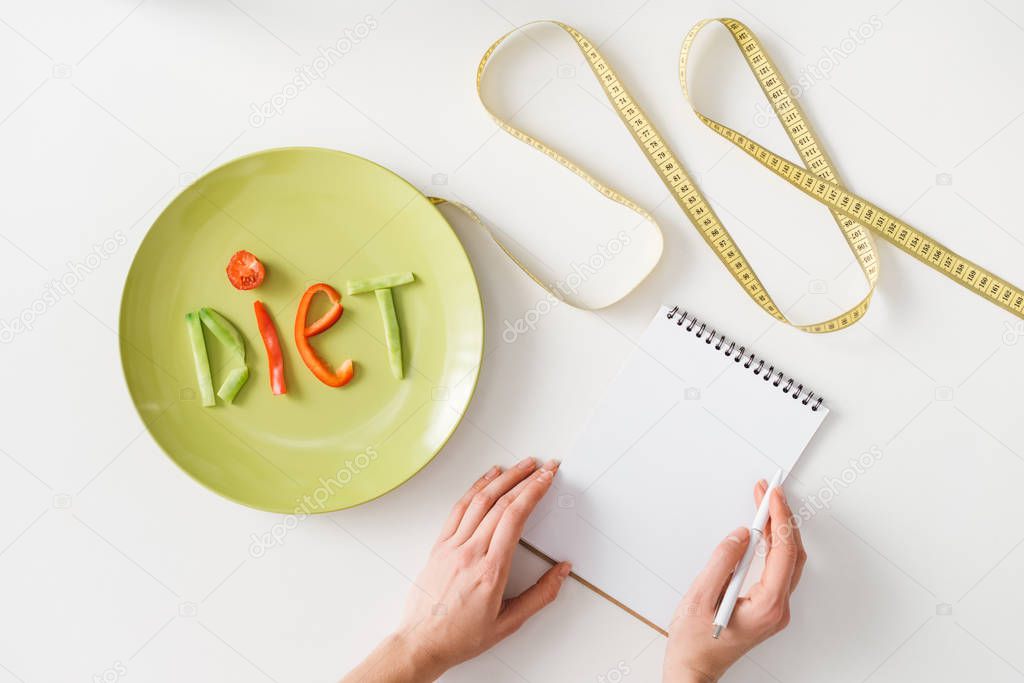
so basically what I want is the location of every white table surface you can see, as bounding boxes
[2,0,1023,681]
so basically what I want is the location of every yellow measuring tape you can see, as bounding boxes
[469,19,1024,332]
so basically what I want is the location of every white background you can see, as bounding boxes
[1,0,1023,682]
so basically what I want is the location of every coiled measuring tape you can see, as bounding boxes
[469,19,1024,332]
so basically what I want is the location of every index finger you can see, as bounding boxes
[758,487,799,599]
[486,466,557,566]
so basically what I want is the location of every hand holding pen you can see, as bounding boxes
[712,469,784,638]
[663,477,806,683]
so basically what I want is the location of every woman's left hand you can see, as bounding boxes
[342,458,569,682]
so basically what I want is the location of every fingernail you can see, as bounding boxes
[558,562,572,578]
[773,486,786,502]
[517,457,536,469]
[484,465,501,480]
[541,458,559,470]
[538,468,554,481]
[727,527,750,543]
[757,479,767,490]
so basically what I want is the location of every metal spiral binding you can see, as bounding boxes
[666,306,824,411]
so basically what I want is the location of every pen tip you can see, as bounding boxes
[712,625,723,639]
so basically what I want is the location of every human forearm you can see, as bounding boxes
[341,631,447,683]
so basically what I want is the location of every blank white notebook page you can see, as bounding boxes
[523,305,829,631]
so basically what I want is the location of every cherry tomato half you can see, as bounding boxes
[226,250,265,290]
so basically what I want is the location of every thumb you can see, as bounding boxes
[691,527,750,612]
[498,562,571,635]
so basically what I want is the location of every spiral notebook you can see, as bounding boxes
[522,305,829,633]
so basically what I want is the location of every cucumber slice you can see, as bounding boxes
[185,311,216,407]
[375,288,404,379]
[217,366,249,404]
[346,272,414,295]
[199,307,245,360]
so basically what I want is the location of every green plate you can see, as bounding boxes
[119,147,483,513]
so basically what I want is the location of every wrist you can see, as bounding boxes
[663,662,718,683]
[383,630,450,682]
[682,672,717,683]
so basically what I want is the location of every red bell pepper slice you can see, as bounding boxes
[303,285,343,337]
[294,283,354,387]
[253,300,287,395]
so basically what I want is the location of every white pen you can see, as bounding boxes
[712,468,784,639]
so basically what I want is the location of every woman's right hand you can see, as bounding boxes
[663,481,806,683]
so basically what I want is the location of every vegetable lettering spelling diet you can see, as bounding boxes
[187,261,414,402]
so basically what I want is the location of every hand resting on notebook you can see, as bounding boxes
[664,480,806,683]
[341,465,804,683]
